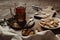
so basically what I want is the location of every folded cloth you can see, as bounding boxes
[22,30,58,40]
[0,25,22,40]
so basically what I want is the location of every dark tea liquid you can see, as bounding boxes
[16,6,26,22]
